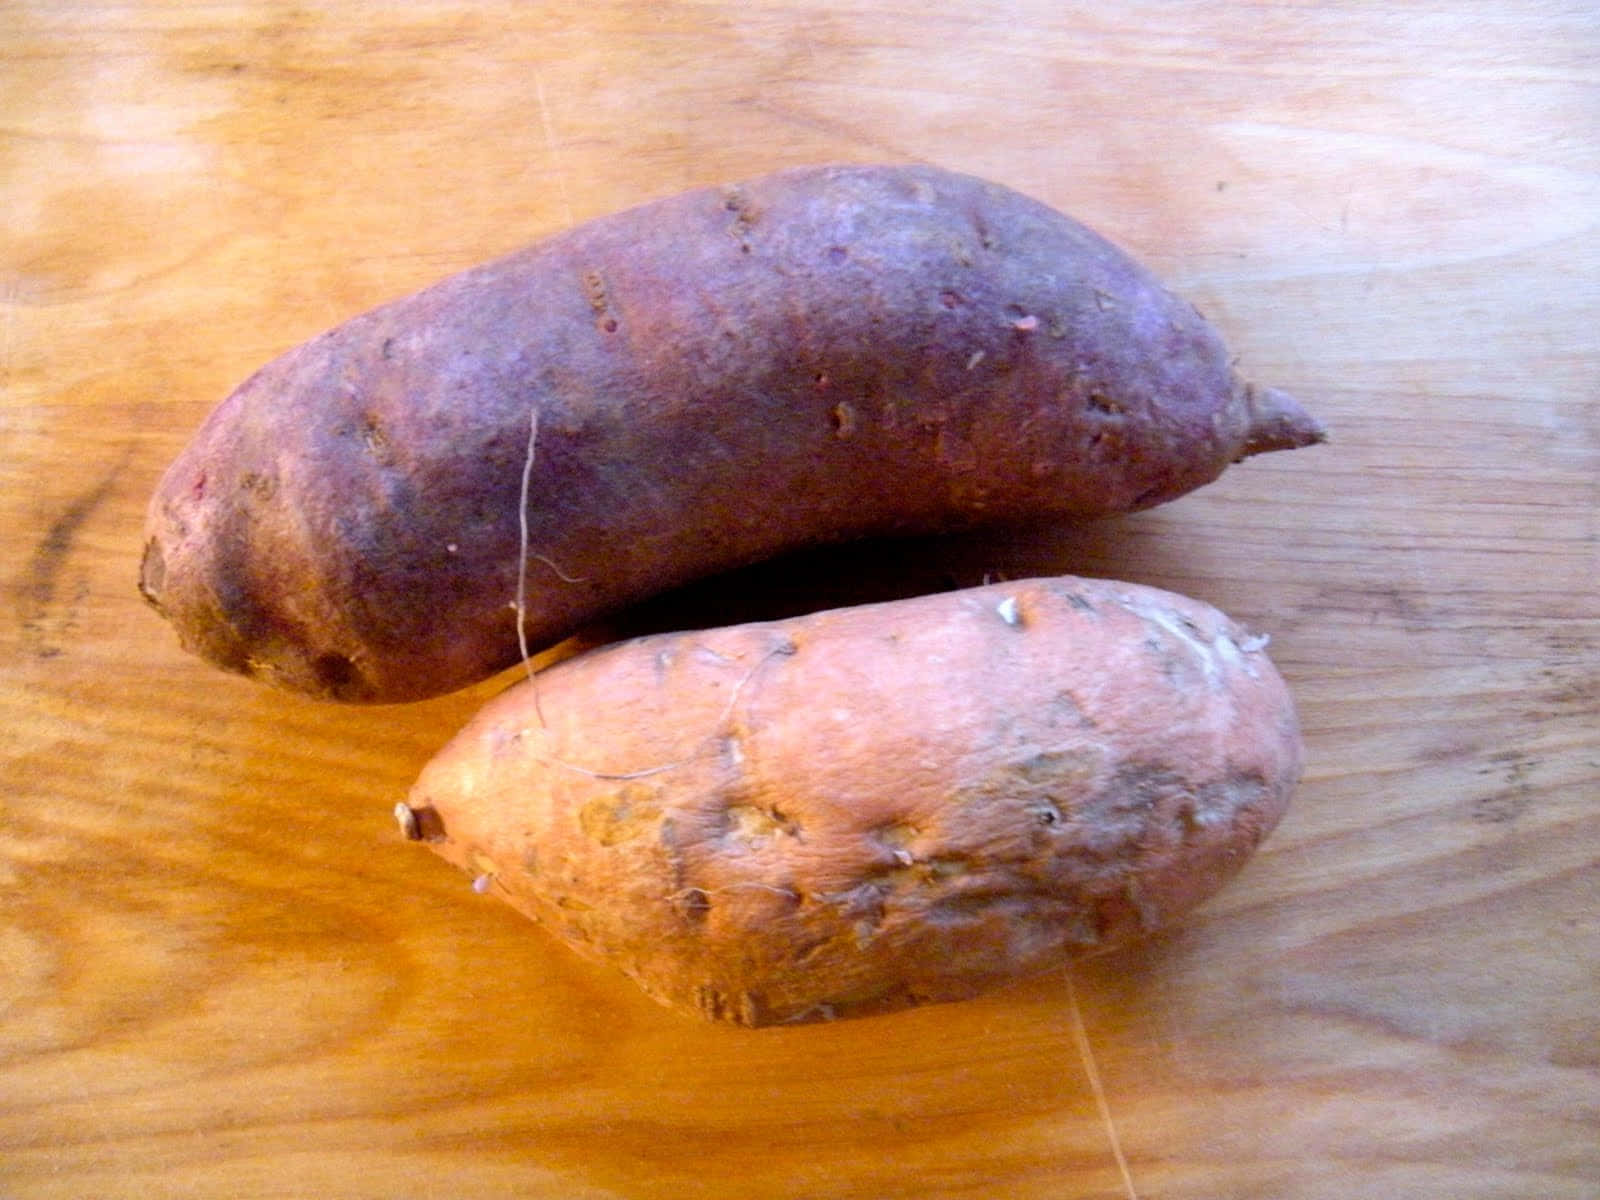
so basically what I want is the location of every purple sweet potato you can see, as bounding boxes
[140,164,1322,701]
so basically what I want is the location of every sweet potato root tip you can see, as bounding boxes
[1238,383,1328,458]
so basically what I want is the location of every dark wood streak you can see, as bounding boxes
[19,455,128,658]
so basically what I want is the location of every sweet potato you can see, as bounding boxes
[403,576,1302,1026]
[140,164,1323,702]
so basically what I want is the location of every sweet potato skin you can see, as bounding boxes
[406,576,1303,1026]
[141,164,1323,701]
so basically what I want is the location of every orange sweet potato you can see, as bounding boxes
[141,164,1322,702]
[404,576,1303,1026]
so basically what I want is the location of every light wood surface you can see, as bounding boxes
[3,3,1596,1197]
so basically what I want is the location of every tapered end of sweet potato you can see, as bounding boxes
[1235,383,1328,460]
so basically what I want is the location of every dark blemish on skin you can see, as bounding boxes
[239,471,278,499]
[381,337,396,360]
[941,290,963,309]
[827,245,848,264]
[312,651,359,696]
[924,889,1027,925]
[1032,800,1063,826]
[677,887,712,923]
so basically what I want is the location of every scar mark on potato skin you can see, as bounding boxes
[659,817,697,920]
[579,783,663,846]
[582,268,619,333]
[722,802,800,843]
[873,821,919,863]
[969,209,998,251]
[722,186,757,254]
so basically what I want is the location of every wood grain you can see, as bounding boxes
[3,2,1596,1197]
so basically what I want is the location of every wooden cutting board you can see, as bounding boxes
[3,4,1595,1197]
